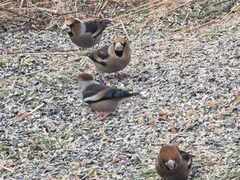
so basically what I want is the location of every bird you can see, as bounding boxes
[62,16,112,48]
[77,73,138,119]
[155,144,193,180]
[84,36,131,75]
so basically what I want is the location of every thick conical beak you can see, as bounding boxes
[165,160,176,170]
[114,42,124,51]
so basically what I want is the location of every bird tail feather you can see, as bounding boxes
[107,89,139,99]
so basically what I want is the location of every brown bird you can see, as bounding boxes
[85,36,131,74]
[62,16,112,48]
[155,144,193,180]
[78,73,138,119]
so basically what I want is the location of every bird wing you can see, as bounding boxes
[180,150,193,169]
[91,19,111,38]
[83,84,137,103]
[84,19,108,38]
[84,20,99,34]
[96,45,110,59]
[82,83,107,101]
[86,45,110,66]
[98,88,137,101]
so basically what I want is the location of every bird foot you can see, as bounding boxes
[106,73,129,80]
[97,112,111,120]
[99,79,107,86]
[96,74,107,85]
[115,73,129,80]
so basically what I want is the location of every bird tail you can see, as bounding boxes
[127,92,140,97]
[101,19,112,27]
[92,19,112,39]
[107,89,139,100]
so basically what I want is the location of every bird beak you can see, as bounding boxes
[114,42,124,51]
[165,160,176,170]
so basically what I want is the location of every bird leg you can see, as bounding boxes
[99,78,107,86]
[105,73,129,80]
[96,73,107,85]
[88,63,96,72]
[114,72,129,80]
[97,112,111,120]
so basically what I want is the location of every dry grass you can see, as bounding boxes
[0,0,198,31]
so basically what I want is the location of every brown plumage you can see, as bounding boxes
[78,73,138,119]
[85,36,131,73]
[155,144,193,180]
[63,16,112,48]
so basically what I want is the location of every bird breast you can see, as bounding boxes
[90,100,119,112]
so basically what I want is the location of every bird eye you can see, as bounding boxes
[121,42,126,47]
[68,32,73,37]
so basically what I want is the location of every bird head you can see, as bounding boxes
[77,73,94,82]
[160,144,181,170]
[64,16,78,26]
[62,16,80,35]
[77,73,95,89]
[112,36,129,56]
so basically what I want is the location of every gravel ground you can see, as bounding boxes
[0,4,240,180]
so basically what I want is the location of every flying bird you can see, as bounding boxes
[78,73,138,119]
[155,144,193,180]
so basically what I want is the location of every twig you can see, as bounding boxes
[114,0,161,18]
[1,48,80,56]
[148,0,193,18]
[185,19,218,33]
[120,20,130,40]
[96,0,108,16]
[0,164,14,173]
[0,7,38,22]
[81,168,96,180]
[54,57,85,67]
[30,6,59,15]
[22,68,50,76]
[0,0,11,7]
[16,97,54,120]
[19,0,25,8]
[114,0,166,20]
[30,103,45,114]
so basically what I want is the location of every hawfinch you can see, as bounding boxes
[63,16,112,48]
[155,144,193,180]
[78,73,138,119]
[85,36,131,73]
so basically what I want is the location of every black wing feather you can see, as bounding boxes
[85,19,110,35]
[86,46,109,66]
[83,84,106,99]
[85,21,98,34]
[93,88,135,102]
[180,150,192,169]
[83,85,137,103]
[96,45,110,59]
